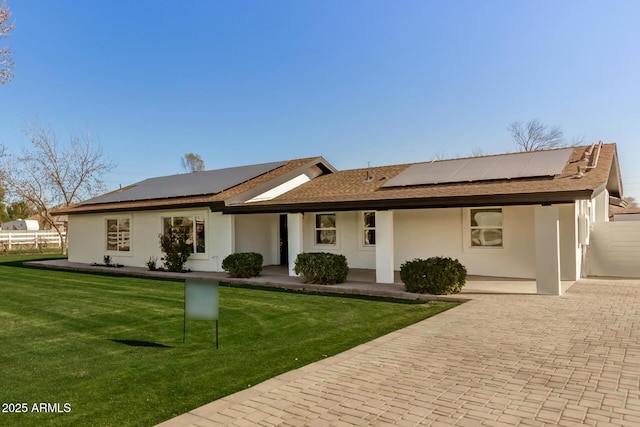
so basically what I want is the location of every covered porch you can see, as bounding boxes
[283,205,578,296]
[28,259,575,297]
[262,265,576,296]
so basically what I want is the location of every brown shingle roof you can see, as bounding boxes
[53,157,331,214]
[55,144,621,216]
[225,144,620,213]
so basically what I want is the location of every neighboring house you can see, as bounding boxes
[54,143,623,295]
[609,204,640,221]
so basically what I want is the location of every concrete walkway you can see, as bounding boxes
[153,277,640,427]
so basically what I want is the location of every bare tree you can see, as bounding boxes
[469,146,487,157]
[180,152,205,172]
[0,122,116,253]
[0,0,15,84]
[508,119,567,151]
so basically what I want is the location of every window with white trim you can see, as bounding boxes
[315,213,336,245]
[363,211,376,246]
[469,208,503,247]
[106,218,130,252]
[162,215,206,253]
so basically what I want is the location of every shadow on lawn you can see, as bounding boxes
[110,339,173,348]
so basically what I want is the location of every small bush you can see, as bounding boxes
[294,252,349,285]
[159,227,192,272]
[222,252,263,278]
[146,256,158,271]
[400,256,467,295]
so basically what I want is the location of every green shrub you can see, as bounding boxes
[400,256,467,295]
[146,256,158,271]
[222,252,263,278]
[293,252,349,285]
[159,226,192,272]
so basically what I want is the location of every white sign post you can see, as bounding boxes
[184,279,219,347]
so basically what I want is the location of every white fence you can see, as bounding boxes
[0,230,65,249]
[588,222,640,278]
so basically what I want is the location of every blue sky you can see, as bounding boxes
[1,1,639,200]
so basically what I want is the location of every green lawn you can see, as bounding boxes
[0,256,458,427]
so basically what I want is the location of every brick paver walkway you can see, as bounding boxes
[157,278,640,426]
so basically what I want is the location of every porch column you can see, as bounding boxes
[375,210,395,284]
[287,213,304,276]
[212,213,235,272]
[535,206,561,295]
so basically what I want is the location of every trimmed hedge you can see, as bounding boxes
[293,252,349,285]
[400,256,467,295]
[222,252,263,278]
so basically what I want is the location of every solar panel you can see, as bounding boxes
[80,160,288,205]
[382,148,573,188]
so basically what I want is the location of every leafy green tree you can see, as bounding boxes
[0,203,7,223]
[5,200,31,220]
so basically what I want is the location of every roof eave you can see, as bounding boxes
[54,201,226,215]
[221,190,597,214]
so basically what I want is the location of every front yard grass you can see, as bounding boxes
[0,256,458,427]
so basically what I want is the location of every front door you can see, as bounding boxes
[279,214,288,266]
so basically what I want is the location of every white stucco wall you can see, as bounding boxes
[234,213,279,265]
[68,213,108,265]
[67,208,237,272]
[394,206,538,278]
[68,202,584,279]
[298,206,581,279]
[302,211,376,269]
[558,202,580,280]
[593,189,610,223]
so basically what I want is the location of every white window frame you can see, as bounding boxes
[314,213,337,246]
[105,216,132,255]
[362,211,376,247]
[463,207,505,252]
[161,213,207,258]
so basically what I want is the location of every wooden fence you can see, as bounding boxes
[0,230,65,250]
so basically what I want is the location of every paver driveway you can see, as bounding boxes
[157,278,640,426]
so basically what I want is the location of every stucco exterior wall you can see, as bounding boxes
[394,206,538,278]
[593,189,610,223]
[68,213,107,265]
[302,211,376,269]
[67,208,236,272]
[234,213,279,265]
[68,202,583,279]
[297,206,579,279]
[558,202,580,280]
